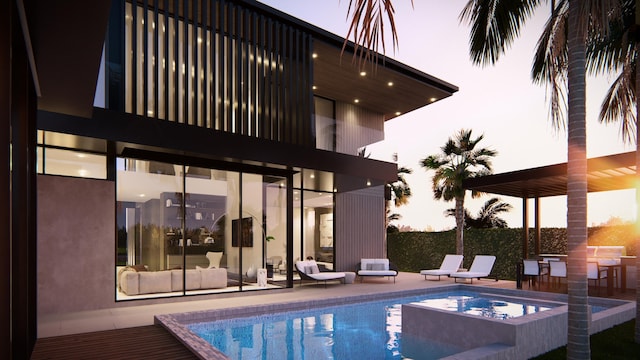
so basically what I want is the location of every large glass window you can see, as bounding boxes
[293,168,335,270]
[302,191,334,270]
[115,157,287,300]
[314,96,335,151]
[36,131,107,179]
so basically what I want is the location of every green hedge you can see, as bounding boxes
[387,225,637,281]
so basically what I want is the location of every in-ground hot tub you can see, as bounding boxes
[402,287,635,359]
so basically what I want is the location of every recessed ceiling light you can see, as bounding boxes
[312,85,317,90]
[354,99,360,103]
[430,97,437,102]
[138,193,146,198]
[312,53,318,59]
[388,81,394,86]
[395,111,402,116]
[360,71,366,76]
[310,174,315,179]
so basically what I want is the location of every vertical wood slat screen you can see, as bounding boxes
[120,0,314,146]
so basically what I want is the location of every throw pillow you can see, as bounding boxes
[128,264,147,272]
[310,264,320,274]
[304,266,314,274]
[372,263,385,271]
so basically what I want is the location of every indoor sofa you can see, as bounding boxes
[119,267,227,295]
[356,258,398,283]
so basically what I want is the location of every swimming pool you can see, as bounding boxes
[156,285,634,360]
[188,292,475,359]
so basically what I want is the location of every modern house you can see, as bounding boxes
[3,0,457,357]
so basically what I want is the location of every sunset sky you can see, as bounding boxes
[259,0,635,230]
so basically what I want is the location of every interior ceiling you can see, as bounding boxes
[312,41,457,120]
[463,152,637,199]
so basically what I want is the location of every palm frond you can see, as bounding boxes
[599,64,636,144]
[459,0,542,66]
[585,0,633,75]
[343,0,413,69]
[531,0,569,131]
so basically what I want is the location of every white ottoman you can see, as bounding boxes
[344,272,356,284]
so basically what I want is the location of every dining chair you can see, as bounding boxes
[522,259,542,288]
[587,262,607,296]
[549,260,567,289]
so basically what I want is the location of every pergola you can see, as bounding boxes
[463,151,636,258]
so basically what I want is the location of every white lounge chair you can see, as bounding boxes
[295,260,346,287]
[419,255,463,280]
[450,255,497,283]
[196,251,223,270]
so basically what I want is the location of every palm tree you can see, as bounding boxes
[533,0,640,343]
[344,0,625,353]
[386,166,412,229]
[446,197,513,229]
[459,1,621,356]
[420,129,496,255]
[389,166,412,207]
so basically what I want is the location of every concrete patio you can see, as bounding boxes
[38,270,634,338]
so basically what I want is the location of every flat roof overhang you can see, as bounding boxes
[463,152,637,199]
[38,108,398,191]
[312,41,458,120]
[247,1,459,120]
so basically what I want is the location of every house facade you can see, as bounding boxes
[3,0,457,357]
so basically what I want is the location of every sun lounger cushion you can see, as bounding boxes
[420,254,463,280]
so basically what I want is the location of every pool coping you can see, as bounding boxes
[155,284,635,360]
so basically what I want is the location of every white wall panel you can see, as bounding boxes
[335,102,384,155]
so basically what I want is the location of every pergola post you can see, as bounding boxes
[535,197,541,255]
[522,197,529,259]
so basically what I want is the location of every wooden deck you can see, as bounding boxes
[31,325,198,360]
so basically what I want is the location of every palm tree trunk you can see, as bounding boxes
[635,1,640,343]
[565,1,590,358]
[455,196,464,255]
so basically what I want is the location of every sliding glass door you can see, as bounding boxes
[115,158,287,300]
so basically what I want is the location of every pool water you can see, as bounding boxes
[187,290,564,359]
[413,294,555,320]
